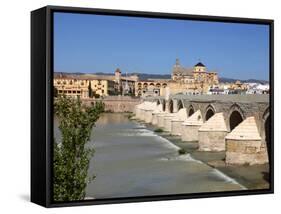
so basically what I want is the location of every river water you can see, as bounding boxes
[54,113,245,199]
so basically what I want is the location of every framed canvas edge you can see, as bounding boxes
[31,5,274,208]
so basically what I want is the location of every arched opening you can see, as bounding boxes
[188,107,194,116]
[205,109,215,121]
[156,100,160,105]
[169,100,173,113]
[229,111,243,131]
[178,100,183,110]
[162,100,166,112]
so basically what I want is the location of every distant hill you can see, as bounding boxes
[129,73,171,80]
[54,72,268,84]
[219,77,269,84]
[127,73,269,84]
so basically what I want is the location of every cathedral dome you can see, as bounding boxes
[194,62,205,67]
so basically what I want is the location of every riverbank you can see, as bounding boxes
[141,122,270,190]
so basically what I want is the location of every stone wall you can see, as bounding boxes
[83,96,141,113]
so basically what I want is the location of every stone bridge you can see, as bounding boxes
[135,94,270,165]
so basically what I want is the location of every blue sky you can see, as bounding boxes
[54,12,270,80]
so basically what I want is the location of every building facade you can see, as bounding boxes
[54,68,139,99]
[136,59,219,97]
[54,59,222,98]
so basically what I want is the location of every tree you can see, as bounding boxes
[53,95,104,201]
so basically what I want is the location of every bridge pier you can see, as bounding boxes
[170,108,188,135]
[198,113,228,151]
[171,119,184,135]
[136,101,157,122]
[144,109,153,123]
[225,117,268,165]
[152,112,160,125]
[152,112,165,125]
[151,104,163,125]
[163,114,175,132]
[135,103,143,120]
[181,110,203,142]
[157,112,169,128]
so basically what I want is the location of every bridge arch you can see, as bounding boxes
[228,104,245,131]
[177,100,184,111]
[187,105,195,116]
[168,99,174,113]
[162,100,166,112]
[204,104,216,121]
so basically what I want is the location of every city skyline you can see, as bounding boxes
[54,12,270,81]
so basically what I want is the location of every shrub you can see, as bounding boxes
[178,148,187,155]
[154,128,164,133]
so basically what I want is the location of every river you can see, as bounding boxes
[54,113,245,200]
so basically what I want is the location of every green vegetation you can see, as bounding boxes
[154,128,164,133]
[127,113,134,119]
[53,95,104,201]
[178,148,187,155]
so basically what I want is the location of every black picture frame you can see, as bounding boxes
[31,5,274,208]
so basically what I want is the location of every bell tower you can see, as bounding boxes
[115,68,121,84]
[172,58,182,80]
